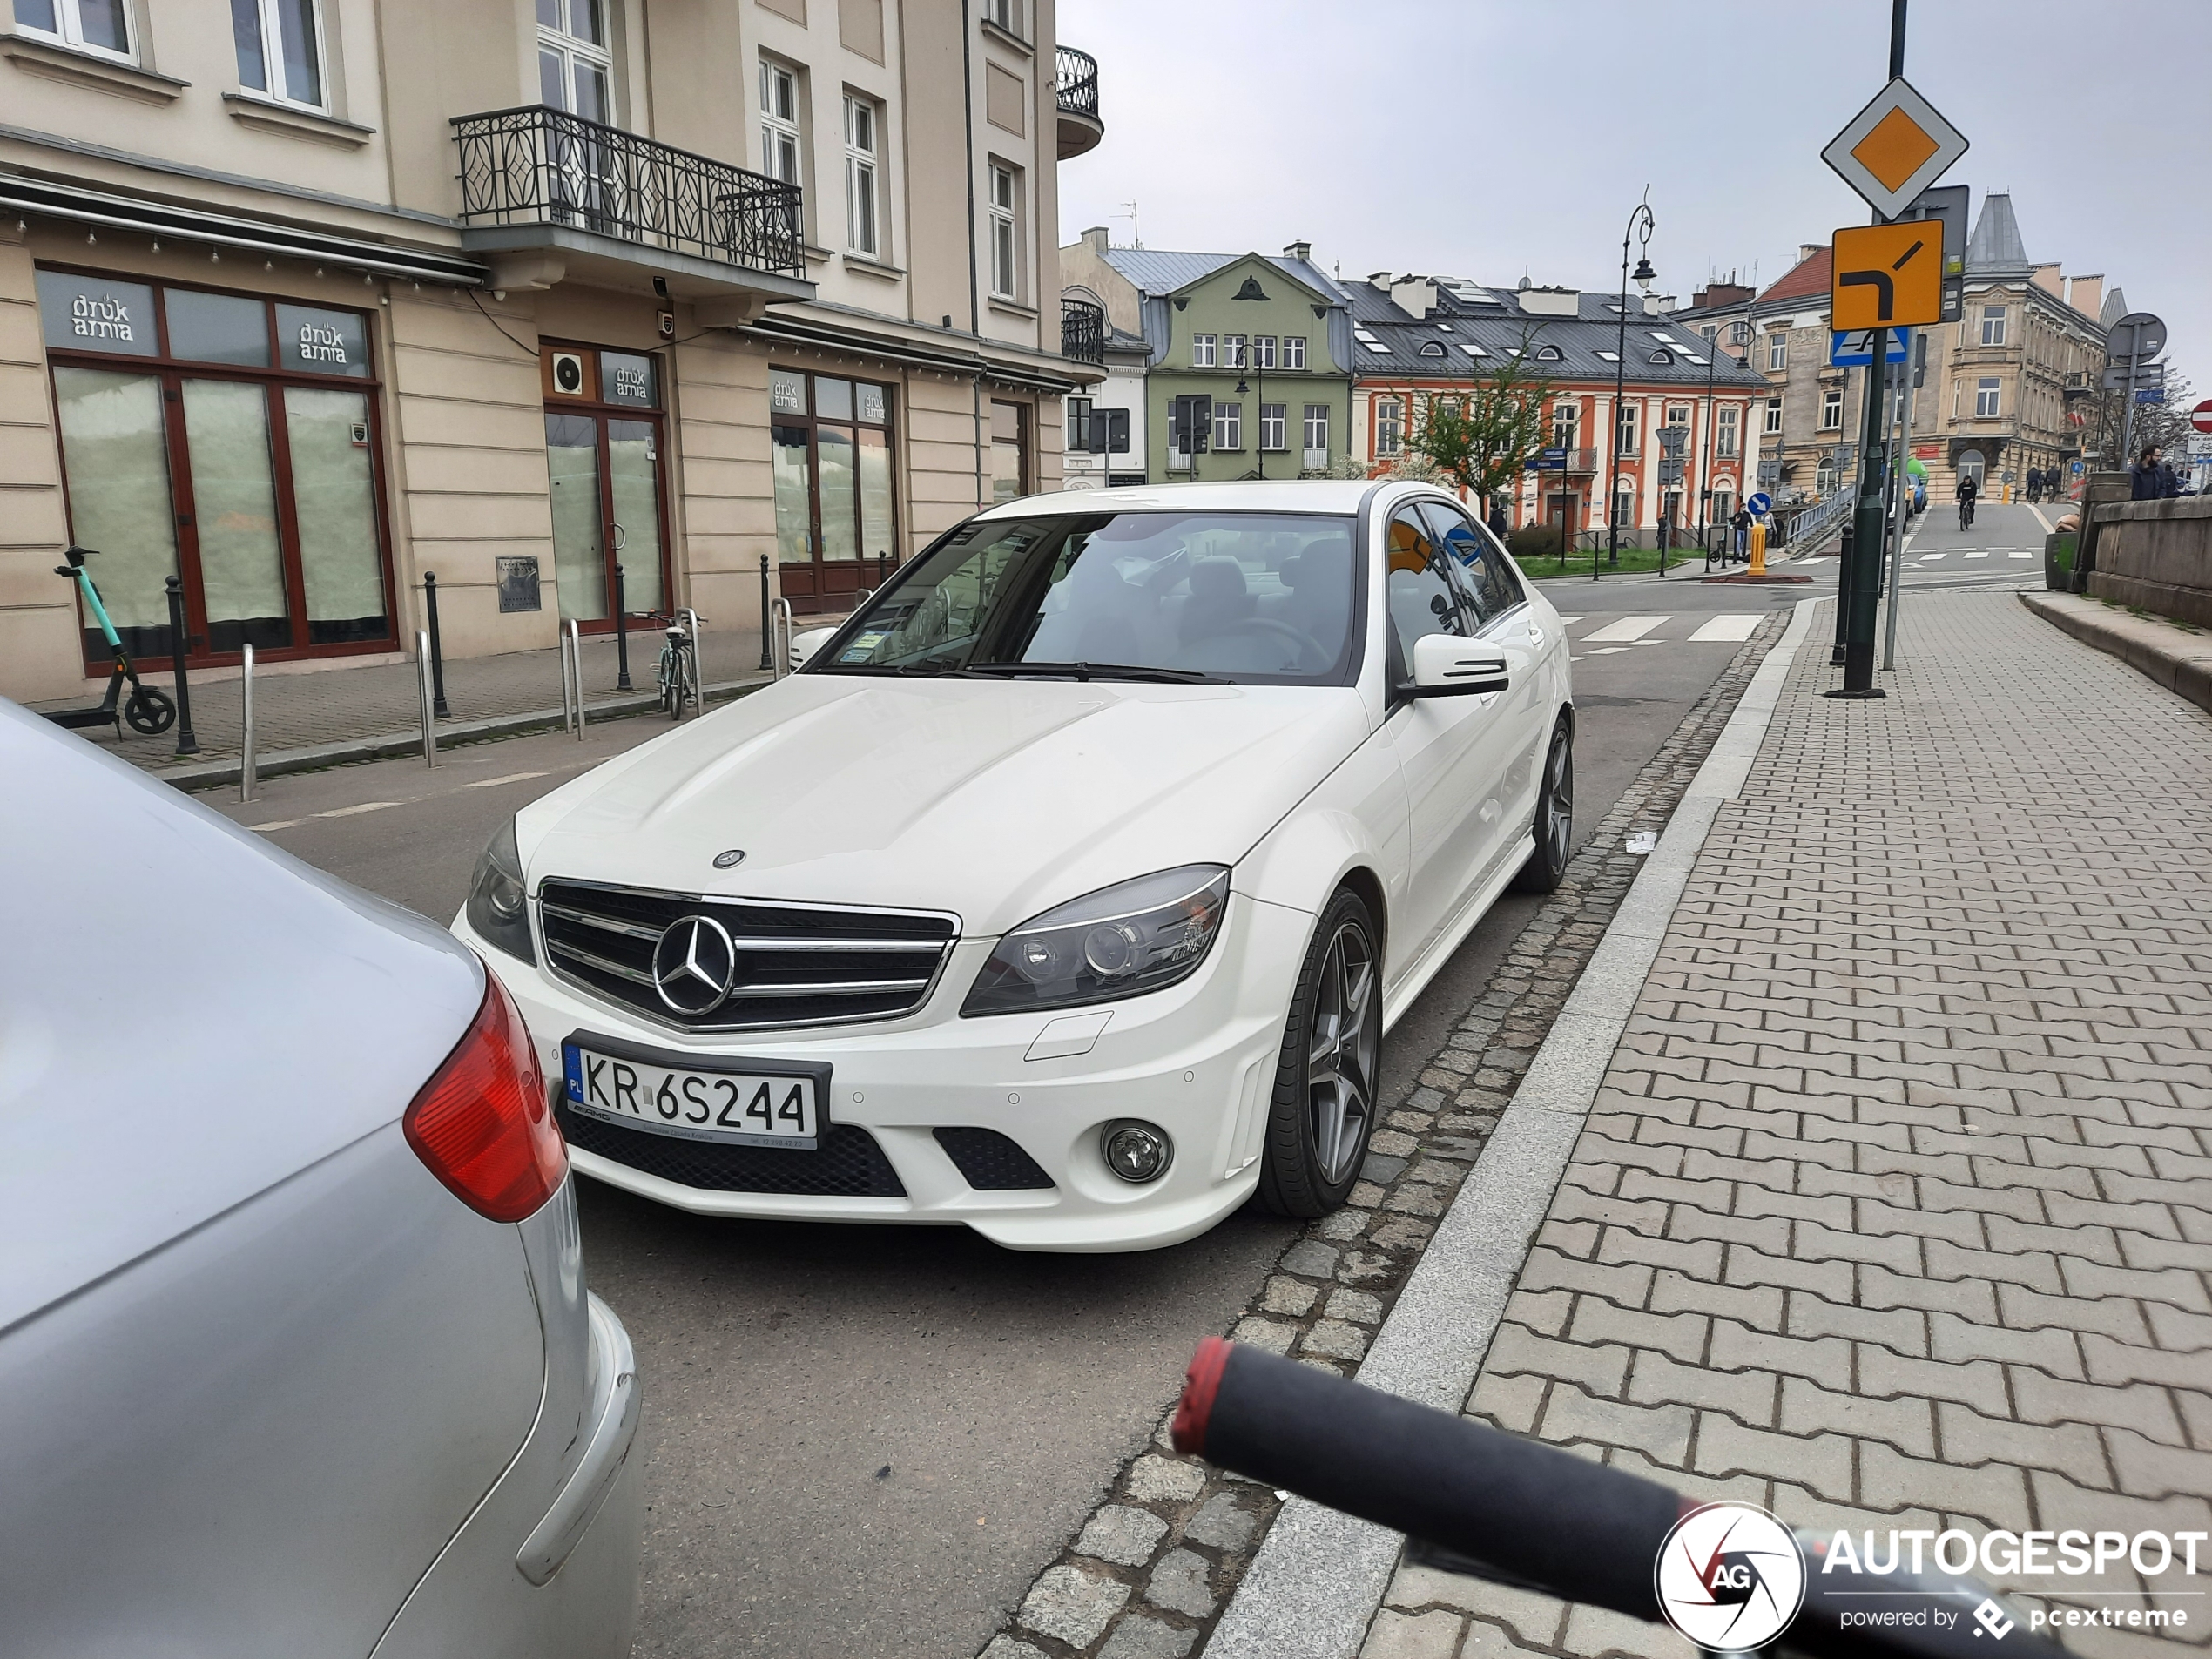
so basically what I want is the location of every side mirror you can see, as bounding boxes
[1409,633,1508,698]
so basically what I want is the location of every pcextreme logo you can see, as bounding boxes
[1654,1502,1808,1651]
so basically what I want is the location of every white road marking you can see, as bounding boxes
[1574,646,1630,658]
[1689,614,1761,642]
[2031,502,2056,534]
[1554,616,1582,625]
[1580,614,1670,642]
[248,819,305,833]
[1919,553,1947,561]
[316,800,402,818]
[464,771,549,789]
[1966,551,1989,559]
[2009,551,2034,559]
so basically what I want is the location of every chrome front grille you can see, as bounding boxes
[538,879,958,1032]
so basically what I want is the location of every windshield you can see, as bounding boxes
[813,511,1361,685]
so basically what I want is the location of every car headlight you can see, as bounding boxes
[465,818,536,966]
[963,865,1229,1016]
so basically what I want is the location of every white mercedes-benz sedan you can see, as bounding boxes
[454,481,1573,1252]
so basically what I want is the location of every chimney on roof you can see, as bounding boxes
[1284,239,1311,263]
[1367,271,1393,289]
[1800,245,1824,264]
[2032,262,2062,298]
[1517,286,1581,319]
[2067,273,2103,318]
[1694,280,1754,309]
[1390,275,1439,318]
[1082,226,1110,253]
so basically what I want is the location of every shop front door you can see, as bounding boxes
[542,345,671,629]
[771,368,897,614]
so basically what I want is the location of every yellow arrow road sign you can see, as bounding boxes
[1831,222,1943,331]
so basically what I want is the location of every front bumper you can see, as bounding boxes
[456,893,1314,1251]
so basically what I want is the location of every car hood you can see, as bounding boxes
[519,676,1371,934]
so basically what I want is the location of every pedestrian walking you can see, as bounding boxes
[1730,505,1752,562]
[1487,496,1508,543]
[2131,445,2181,501]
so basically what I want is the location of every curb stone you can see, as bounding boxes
[973,610,1795,1659]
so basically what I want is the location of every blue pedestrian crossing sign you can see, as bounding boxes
[1830,327,1909,367]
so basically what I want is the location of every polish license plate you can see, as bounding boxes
[561,1034,824,1150]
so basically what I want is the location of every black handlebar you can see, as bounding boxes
[1173,1339,2067,1659]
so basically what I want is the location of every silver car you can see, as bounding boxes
[0,702,642,1656]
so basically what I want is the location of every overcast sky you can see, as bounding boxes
[1057,0,2206,393]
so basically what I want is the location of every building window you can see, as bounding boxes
[1767,334,1787,371]
[1615,402,1638,455]
[844,94,880,256]
[1303,403,1330,463]
[1213,401,1242,452]
[1666,404,1691,428]
[1976,377,2000,418]
[1283,335,1306,370]
[759,59,800,184]
[1716,405,1740,458]
[234,0,325,107]
[1552,401,1578,449]
[1764,395,1783,434]
[541,0,612,122]
[1980,305,2006,347]
[992,399,1028,501]
[981,0,1022,34]
[36,267,394,670]
[1190,333,1217,368]
[770,368,899,610]
[12,0,132,59]
[1375,398,1402,457]
[1068,395,1093,451]
[1260,403,1286,451]
[1700,322,1717,341]
[1820,388,1843,428]
[1224,334,1248,369]
[1254,335,1277,370]
[988,164,1020,300]
[1613,484,1635,527]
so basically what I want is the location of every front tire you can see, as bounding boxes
[1256,888,1381,1218]
[1511,715,1574,893]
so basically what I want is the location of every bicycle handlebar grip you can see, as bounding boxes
[1174,1338,1682,1623]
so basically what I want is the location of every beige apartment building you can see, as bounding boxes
[0,0,1104,705]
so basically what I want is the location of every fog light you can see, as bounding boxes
[1102,1120,1172,1184]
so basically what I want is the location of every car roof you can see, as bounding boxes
[974,479,1399,520]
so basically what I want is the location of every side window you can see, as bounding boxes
[1385,507,1474,663]
[1420,502,1524,626]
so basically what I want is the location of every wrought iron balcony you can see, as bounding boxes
[1061,295,1106,365]
[452,105,804,277]
[1055,47,1103,159]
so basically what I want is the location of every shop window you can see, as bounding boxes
[771,368,898,610]
[37,267,393,668]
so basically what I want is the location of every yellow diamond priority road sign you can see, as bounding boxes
[1822,78,1969,220]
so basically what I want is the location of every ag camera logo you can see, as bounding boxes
[1655,1502,1807,1651]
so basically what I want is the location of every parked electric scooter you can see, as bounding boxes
[43,547,176,738]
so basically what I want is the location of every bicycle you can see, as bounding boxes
[42,546,175,738]
[1172,1338,2070,1659]
[1958,496,1976,532]
[645,610,704,720]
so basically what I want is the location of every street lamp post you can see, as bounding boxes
[1606,192,1657,574]
[1699,316,1753,561]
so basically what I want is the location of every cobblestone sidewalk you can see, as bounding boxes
[24,623,772,773]
[1364,591,2212,1659]
[974,614,1793,1659]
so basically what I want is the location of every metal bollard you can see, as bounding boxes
[558,617,577,735]
[569,619,587,738]
[164,575,199,757]
[612,563,631,691]
[423,570,450,718]
[416,631,438,768]
[239,643,257,803]
[758,553,772,671]
[680,607,703,713]
[772,597,794,679]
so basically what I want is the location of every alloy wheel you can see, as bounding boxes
[1543,732,1575,871]
[1306,921,1379,1185]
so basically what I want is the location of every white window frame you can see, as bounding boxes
[1552,401,1579,449]
[234,0,327,108]
[1259,402,1286,452]
[1764,396,1784,435]
[981,0,1022,35]
[1666,404,1691,428]
[988,162,1020,300]
[1376,398,1402,457]
[13,0,135,62]
[1615,402,1639,455]
[1980,305,2007,347]
[1303,402,1329,456]
[1224,334,1248,370]
[540,0,614,123]
[760,59,801,185]
[843,92,881,257]
[1819,388,1843,429]
[1283,335,1306,370]
[1213,401,1242,452]
[1768,334,1787,372]
[1254,334,1277,370]
[1975,377,2001,418]
[1717,405,1740,458]
[1190,334,1217,368]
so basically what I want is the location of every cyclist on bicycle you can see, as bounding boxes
[1957,471,1978,530]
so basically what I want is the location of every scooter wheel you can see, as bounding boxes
[125,685,176,735]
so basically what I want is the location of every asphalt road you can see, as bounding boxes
[197,593,1781,1659]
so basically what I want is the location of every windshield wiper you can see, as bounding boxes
[967,661,1227,685]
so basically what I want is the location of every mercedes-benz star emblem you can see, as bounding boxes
[713,848,747,869]
[651,914,738,1015]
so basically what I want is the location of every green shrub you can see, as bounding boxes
[1509,525,1565,559]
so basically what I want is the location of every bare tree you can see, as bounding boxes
[1399,335,1555,506]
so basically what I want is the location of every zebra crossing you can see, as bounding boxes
[1554,613,1767,658]
[1917,550,2038,561]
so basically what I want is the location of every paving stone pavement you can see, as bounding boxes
[974,613,1796,1659]
[1361,592,2212,1659]
[24,623,773,772]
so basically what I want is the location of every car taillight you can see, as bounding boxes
[403,968,567,1223]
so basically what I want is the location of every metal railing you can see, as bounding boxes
[452,105,805,275]
[1061,295,1106,364]
[1055,47,1100,123]
[1783,489,1855,551]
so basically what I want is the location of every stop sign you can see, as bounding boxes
[2193,398,2212,435]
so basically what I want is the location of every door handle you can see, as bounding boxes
[611,522,627,550]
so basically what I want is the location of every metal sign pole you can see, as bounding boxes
[1883,330,1918,671]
